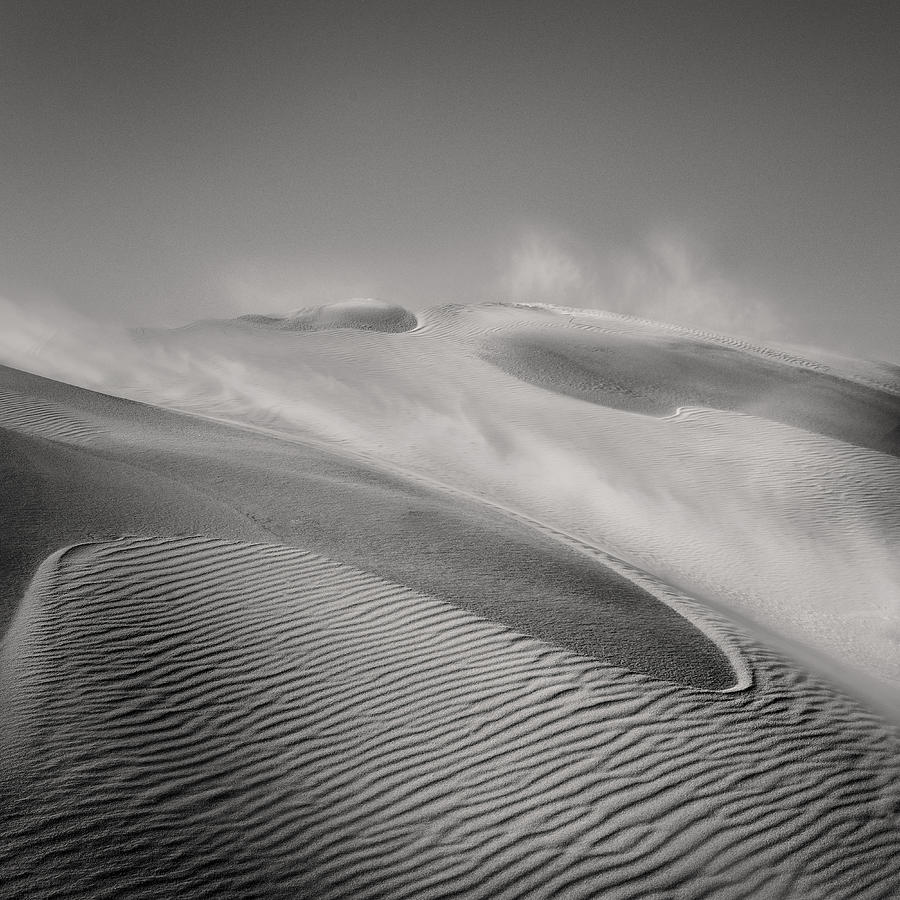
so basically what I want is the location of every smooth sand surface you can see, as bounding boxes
[1,300,899,897]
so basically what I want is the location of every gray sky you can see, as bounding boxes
[1,1,898,360]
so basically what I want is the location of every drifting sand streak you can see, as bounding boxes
[1,536,898,898]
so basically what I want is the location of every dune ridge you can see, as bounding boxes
[416,300,900,399]
[507,303,900,391]
[2,535,898,898]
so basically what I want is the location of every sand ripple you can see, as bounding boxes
[0,388,105,445]
[2,536,898,898]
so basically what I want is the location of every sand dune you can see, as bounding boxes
[235,299,419,333]
[2,535,898,898]
[1,301,899,896]
[78,301,899,711]
[0,364,733,688]
[480,327,900,456]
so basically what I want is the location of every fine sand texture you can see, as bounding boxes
[1,300,899,897]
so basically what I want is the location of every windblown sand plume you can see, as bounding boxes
[1,300,899,898]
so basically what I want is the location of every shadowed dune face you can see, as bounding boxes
[0,365,735,689]
[481,328,900,456]
[1,536,898,898]
[236,299,419,333]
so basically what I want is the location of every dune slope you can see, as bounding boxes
[0,364,735,688]
[1,535,898,899]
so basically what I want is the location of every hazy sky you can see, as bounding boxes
[1,1,898,360]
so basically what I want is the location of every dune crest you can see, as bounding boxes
[0,363,740,689]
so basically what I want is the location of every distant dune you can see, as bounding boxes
[480,327,900,456]
[237,298,419,333]
[1,300,899,897]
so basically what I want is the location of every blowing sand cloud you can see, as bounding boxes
[499,233,588,304]
[0,297,126,389]
[499,229,783,342]
[607,233,782,340]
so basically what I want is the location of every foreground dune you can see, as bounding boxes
[2,535,898,898]
[1,300,899,897]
